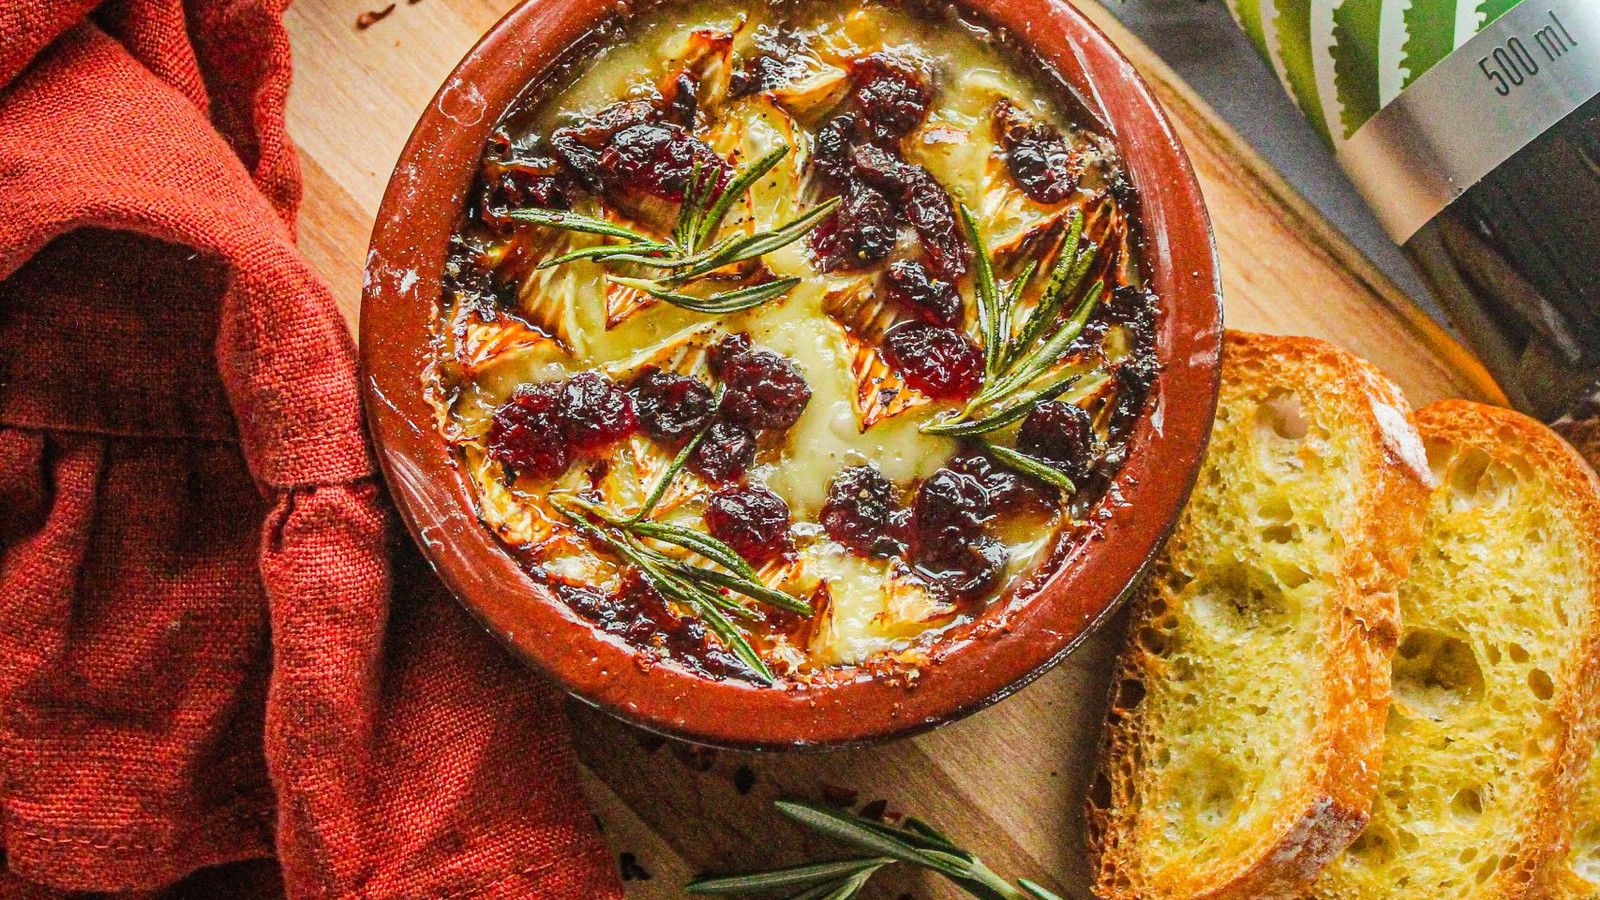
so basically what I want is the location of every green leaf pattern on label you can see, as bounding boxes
[1232,0,1530,142]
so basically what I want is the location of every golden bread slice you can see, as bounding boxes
[1088,331,1433,900]
[1311,400,1600,900]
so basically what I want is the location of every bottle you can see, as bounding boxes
[1227,1,1600,458]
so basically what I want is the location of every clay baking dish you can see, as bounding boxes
[360,0,1222,749]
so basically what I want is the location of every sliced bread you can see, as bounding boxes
[1310,400,1600,900]
[1087,331,1433,900]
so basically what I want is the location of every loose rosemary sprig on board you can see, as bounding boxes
[687,800,1073,900]
[549,427,811,684]
[917,206,1107,495]
[506,145,839,314]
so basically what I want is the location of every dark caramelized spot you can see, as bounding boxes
[881,321,983,400]
[995,100,1081,205]
[662,71,698,127]
[821,464,906,557]
[705,484,792,564]
[487,382,569,477]
[717,346,812,432]
[688,420,757,483]
[561,371,638,451]
[631,367,716,444]
[883,259,961,326]
[848,53,933,144]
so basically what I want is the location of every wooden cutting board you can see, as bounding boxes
[283,1,1506,896]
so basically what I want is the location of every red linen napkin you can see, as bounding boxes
[0,0,624,897]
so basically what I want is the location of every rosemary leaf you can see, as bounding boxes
[959,205,1005,382]
[975,281,1101,408]
[814,868,880,900]
[634,521,756,577]
[536,241,675,269]
[673,197,840,281]
[922,369,1083,437]
[982,443,1075,494]
[617,276,803,313]
[693,594,775,681]
[679,564,814,615]
[1007,218,1095,368]
[774,802,971,878]
[632,428,708,522]
[694,145,792,250]
[674,160,710,249]
[503,207,650,241]
[1019,879,1070,900]
[687,858,893,895]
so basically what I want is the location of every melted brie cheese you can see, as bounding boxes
[439,0,1129,671]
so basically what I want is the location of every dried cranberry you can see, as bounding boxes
[918,534,1008,600]
[821,464,906,557]
[995,101,1080,205]
[881,321,983,400]
[810,180,898,272]
[705,484,792,563]
[561,372,637,451]
[597,122,730,201]
[901,167,970,280]
[849,144,968,279]
[487,382,570,477]
[812,114,865,187]
[687,420,757,483]
[707,331,753,379]
[884,259,961,326]
[631,368,716,444]
[718,348,812,432]
[950,448,1055,514]
[910,468,993,555]
[849,53,933,144]
[1017,400,1093,482]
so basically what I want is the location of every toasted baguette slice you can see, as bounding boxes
[1088,332,1432,900]
[1311,400,1600,900]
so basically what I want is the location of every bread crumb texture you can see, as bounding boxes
[1313,400,1600,900]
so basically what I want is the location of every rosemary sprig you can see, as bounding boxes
[687,800,1075,900]
[917,206,1106,494]
[548,424,812,683]
[507,145,838,315]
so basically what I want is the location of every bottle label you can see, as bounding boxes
[1230,0,1600,241]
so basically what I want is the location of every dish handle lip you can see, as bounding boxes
[358,0,1223,750]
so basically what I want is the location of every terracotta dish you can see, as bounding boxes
[361,0,1222,748]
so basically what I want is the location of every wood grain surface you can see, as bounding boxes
[283,0,1507,895]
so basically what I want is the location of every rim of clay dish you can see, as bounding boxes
[360,0,1223,750]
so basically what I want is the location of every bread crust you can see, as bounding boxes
[1087,331,1432,900]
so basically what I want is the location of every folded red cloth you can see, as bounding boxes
[0,0,624,897]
